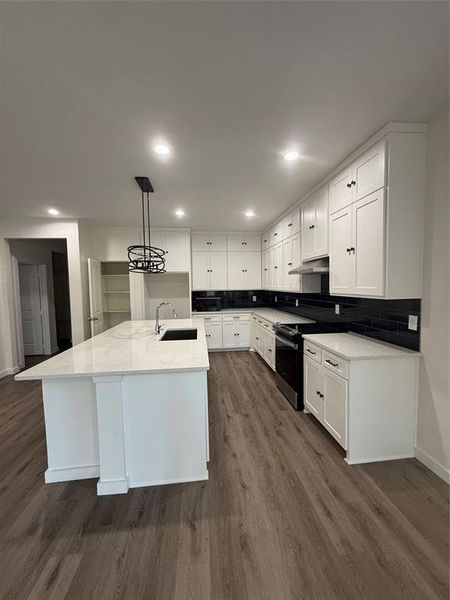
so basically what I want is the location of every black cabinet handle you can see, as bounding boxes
[264,268,268,271]
[350,247,355,252]
[274,265,278,269]
[309,224,315,230]
[306,348,316,355]
[316,391,324,398]
[288,262,293,266]
[346,183,352,188]
[256,337,259,340]
[325,359,339,368]
[346,248,351,253]
[268,348,272,352]
[351,180,356,186]
[288,222,292,227]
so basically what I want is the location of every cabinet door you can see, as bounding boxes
[164,231,189,271]
[209,252,228,290]
[283,207,300,239]
[261,231,271,250]
[227,252,245,289]
[245,234,262,252]
[222,321,238,348]
[227,234,246,252]
[352,190,385,296]
[262,250,269,289]
[354,140,385,201]
[150,231,165,250]
[238,320,251,347]
[267,248,274,289]
[270,220,282,245]
[282,236,301,291]
[329,206,353,295]
[314,186,329,258]
[254,322,264,355]
[272,244,282,289]
[329,166,354,215]
[301,196,316,260]
[191,233,210,251]
[304,357,324,422]
[264,331,275,369]
[192,252,209,290]
[206,321,223,349]
[323,369,347,449]
[245,252,262,289]
[209,233,227,251]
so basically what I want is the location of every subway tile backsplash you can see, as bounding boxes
[191,276,421,351]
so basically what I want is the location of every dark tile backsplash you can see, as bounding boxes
[191,275,421,351]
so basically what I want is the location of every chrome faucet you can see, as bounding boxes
[155,302,178,334]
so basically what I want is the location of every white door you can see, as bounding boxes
[314,187,329,258]
[329,166,354,215]
[227,253,245,289]
[192,252,209,290]
[222,321,237,348]
[245,252,262,289]
[329,206,353,295]
[301,196,316,260]
[304,358,324,422]
[209,252,227,290]
[19,264,45,355]
[238,320,251,347]
[272,244,282,289]
[323,369,348,449]
[88,258,104,336]
[354,140,385,201]
[352,190,385,296]
[165,231,189,271]
[205,320,222,349]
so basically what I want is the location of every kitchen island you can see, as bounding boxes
[15,320,210,495]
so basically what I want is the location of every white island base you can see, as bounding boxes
[43,370,209,495]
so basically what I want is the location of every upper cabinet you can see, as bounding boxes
[282,207,300,239]
[191,232,227,252]
[301,186,329,261]
[150,230,190,272]
[329,140,385,214]
[329,132,426,298]
[227,233,261,252]
[227,252,261,290]
[192,251,227,291]
[269,220,283,246]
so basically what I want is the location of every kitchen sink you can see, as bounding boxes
[160,328,198,341]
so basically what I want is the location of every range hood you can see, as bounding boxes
[288,258,329,275]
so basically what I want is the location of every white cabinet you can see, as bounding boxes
[329,140,385,215]
[282,207,300,239]
[192,232,227,252]
[203,316,223,349]
[271,244,282,289]
[301,186,329,261]
[261,230,271,251]
[227,234,260,252]
[330,189,385,297]
[269,220,283,247]
[223,315,251,348]
[192,251,227,290]
[304,356,348,450]
[251,315,276,371]
[227,252,261,290]
[262,250,269,289]
[282,235,301,290]
[149,230,190,272]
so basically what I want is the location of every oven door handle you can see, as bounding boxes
[275,335,298,350]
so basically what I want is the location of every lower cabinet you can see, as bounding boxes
[222,315,251,348]
[304,355,348,449]
[251,316,276,370]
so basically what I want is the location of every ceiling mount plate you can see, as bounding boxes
[135,176,154,193]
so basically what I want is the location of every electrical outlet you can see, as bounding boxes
[252,295,256,302]
[408,315,418,331]
[335,304,340,315]
[295,299,299,307]
[275,296,278,303]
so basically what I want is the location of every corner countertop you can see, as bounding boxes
[302,332,420,360]
[15,320,210,381]
[193,308,315,325]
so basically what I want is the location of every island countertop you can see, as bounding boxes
[15,319,210,381]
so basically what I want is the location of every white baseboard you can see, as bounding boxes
[414,447,450,484]
[97,477,129,495]
[345,453,414,465]
[0,365,20,379]
[129,472,209,489]
[45,464,100,483]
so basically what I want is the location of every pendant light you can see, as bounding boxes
[127,176,166,273]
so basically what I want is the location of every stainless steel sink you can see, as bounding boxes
[160,329,198,341]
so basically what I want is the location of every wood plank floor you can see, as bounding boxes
[0,351,448,599]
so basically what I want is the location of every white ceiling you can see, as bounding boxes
[0,1,448,231]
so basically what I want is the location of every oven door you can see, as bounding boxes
[275,335,299,407]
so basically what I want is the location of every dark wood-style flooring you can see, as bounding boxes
[0,351,448,599]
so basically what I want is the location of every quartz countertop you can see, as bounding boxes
[302,332,420,360]
[15,320,210,381]
[193,308,314,325]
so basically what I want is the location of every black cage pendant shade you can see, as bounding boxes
[127,177,166,273]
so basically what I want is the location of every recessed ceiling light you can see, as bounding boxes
[283,150,300,162]
[245,210,255,218]
[154,144,170,155]
[175,209,185,217]
[47,208,60,216]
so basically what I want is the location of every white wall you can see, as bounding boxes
[0,219,85,377]
[144,273,191,319]
[415,109,450,482]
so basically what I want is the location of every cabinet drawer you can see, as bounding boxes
[201,315,222,323]
[304,341,321,363]
[322,350,349,379]
[223,314,250,322]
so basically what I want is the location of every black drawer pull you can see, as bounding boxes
[306,348,316,355]
[326,359,339,368]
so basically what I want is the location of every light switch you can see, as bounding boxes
[335,304,340,315]
[408,315,418,331]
